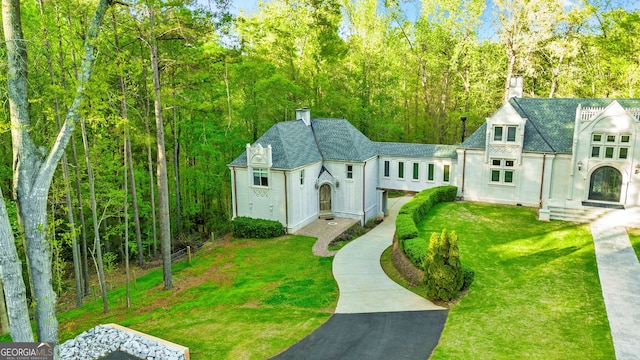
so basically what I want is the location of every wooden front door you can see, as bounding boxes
[589,166,622,202]
[319,184,332,213]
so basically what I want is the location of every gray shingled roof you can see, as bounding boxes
[229,120,322,169]
[460,98,640,153]
[377,142,457,159]
[311,118,379,161]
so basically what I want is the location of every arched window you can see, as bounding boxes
[588,166,622,202]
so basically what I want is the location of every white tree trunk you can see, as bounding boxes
[149,7,173,290]
[2,0,111,346]
[0,190,33,342]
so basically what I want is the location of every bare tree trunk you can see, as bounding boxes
[40,0,83,308]
[3,0,111,345]
[0,276,10,335]
[0,191,33,342]
[141,45,158,258]
[149,7,172,290]
[113,12,144,267]
[124,131,131,309]
[172,87,181,241]
[80,118,109,314]
[61,1,91,297]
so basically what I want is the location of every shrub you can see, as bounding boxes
[396,214,419,243]
[403,238,429,270]
[232,217,285,239]
[462,265,475,290]
[424,229,464,302]
[364,217,383,229]
[395,186,457,250]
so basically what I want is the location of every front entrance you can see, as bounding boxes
[319,184,332,213]
[588,166,622,202]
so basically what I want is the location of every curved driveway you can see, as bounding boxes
[272,197,448,360]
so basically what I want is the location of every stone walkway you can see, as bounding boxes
[590,207,640,360]
[295,217,359,257]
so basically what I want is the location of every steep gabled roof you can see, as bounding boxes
[229,120,322,169]
[311,118,379,161]
[377,142,458,159]
[460,98,640,153]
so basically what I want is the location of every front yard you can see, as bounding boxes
[421,202,614,359]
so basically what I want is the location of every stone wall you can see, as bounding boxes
[391,235,424,286]
[60,324,189,360]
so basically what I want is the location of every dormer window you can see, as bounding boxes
[493,126,517,142]
[253,168,269,187]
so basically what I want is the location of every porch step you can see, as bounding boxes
[548,206,618,223]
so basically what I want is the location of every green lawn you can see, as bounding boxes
[628,228,640,261]
[55,236,337,359]
[419,202,614,359]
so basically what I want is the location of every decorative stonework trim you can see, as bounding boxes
[489,144,521,156]
[253,188,269,198]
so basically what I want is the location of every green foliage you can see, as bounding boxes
[424,229,464,302]
[102,252,118,273]
[395,186,457,245]
[232,216,285,239]
[403,238,429,270]
[462,265,475,290]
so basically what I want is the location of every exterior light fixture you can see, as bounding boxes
[636,164,640,174]
[577,161,583,171]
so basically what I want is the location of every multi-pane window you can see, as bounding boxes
[493,125,517,142]
[412,163,419,180]
[507,126,516,141]
[443,165,450,182]
[383,160,390,177]
[253,168,269,187]
[300,169,305,185]
[591,133,630,160]
[490,159,515,184]
[427,164,435,181]
[398,162,404,179]
[346,165,353,179]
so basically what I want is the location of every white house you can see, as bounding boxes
[229,96,640,232]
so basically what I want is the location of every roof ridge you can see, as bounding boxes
[272,123,291,167]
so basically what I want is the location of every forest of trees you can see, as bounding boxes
[0,0,639,346]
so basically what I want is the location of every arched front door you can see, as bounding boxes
[588,166,622,202]
[319,184,332,214]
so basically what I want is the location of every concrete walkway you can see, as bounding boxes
[334,196,444,313]
[590,207,640,360]
[272,196,447,360]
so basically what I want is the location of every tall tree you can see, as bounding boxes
[1,0,112,343]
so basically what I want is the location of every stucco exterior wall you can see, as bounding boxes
[377,157,456,192]
[287,162,323,232]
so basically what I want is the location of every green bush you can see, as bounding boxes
[396,214,419,243]
[232,217,285,239]
[395,186,457,248]
[424,229,464,302]
[462,265,475,290]
[403,238,429,270]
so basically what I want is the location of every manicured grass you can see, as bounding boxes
[55,236,337,359]
[628,228,640,261]
[418,202,614,359]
